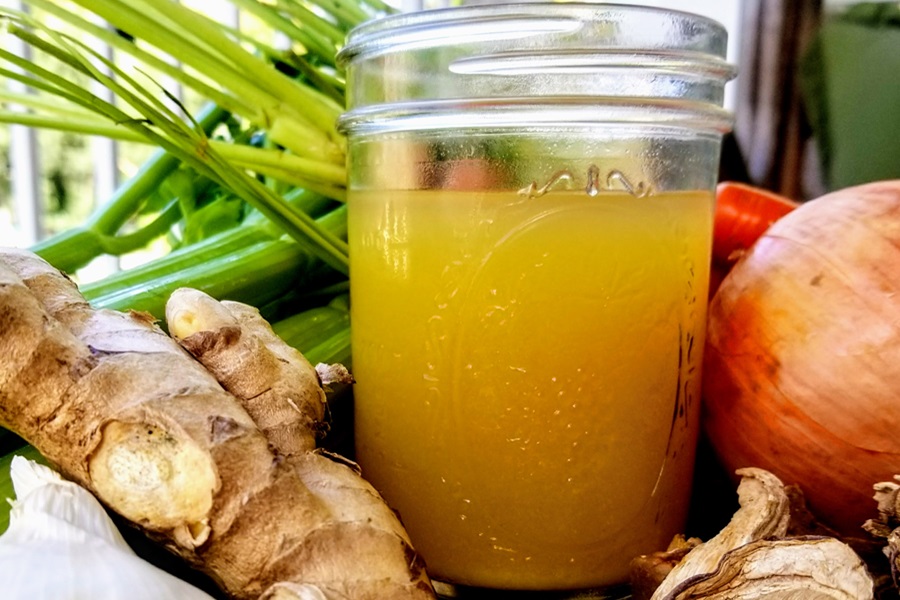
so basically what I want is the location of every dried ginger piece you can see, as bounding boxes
[661,536,874,600]
[864,476,900,589]
[648,468,874,600]
[649,468,790,600]
[630,535,701,600]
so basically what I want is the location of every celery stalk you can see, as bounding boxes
[89,238,328,318]
[29,104,226,272]
[273,302,350,351]
[229,0,344,58]
[0,103,346,193]
[0,111,146,141]
[304,327,352,367]
[81,190,335,298]
[86,205,347,319]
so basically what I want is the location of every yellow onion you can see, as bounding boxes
[703,180,900,535]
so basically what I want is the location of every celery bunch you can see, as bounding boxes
[0,0,385,460]
[0,0,386,319]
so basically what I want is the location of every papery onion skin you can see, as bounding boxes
[703,180,900,536]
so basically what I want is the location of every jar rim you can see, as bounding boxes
[338,2,736,136]
[338,2,731,66]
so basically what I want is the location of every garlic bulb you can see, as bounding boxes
[0,456,215,600]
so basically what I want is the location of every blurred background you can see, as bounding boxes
[1,0,898,265]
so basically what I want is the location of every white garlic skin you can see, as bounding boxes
[0,456,216,600]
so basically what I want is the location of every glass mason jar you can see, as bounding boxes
[337,3,735,593]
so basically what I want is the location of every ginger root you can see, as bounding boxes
[167,288,327,456]
[0,248,433,600]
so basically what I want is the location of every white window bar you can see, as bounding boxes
[400,0,425,11]
[88,17,121,277]
[5,0,42,247]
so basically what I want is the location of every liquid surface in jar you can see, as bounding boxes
[349,188,713,590]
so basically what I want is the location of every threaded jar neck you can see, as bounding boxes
[337,3,736,136]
